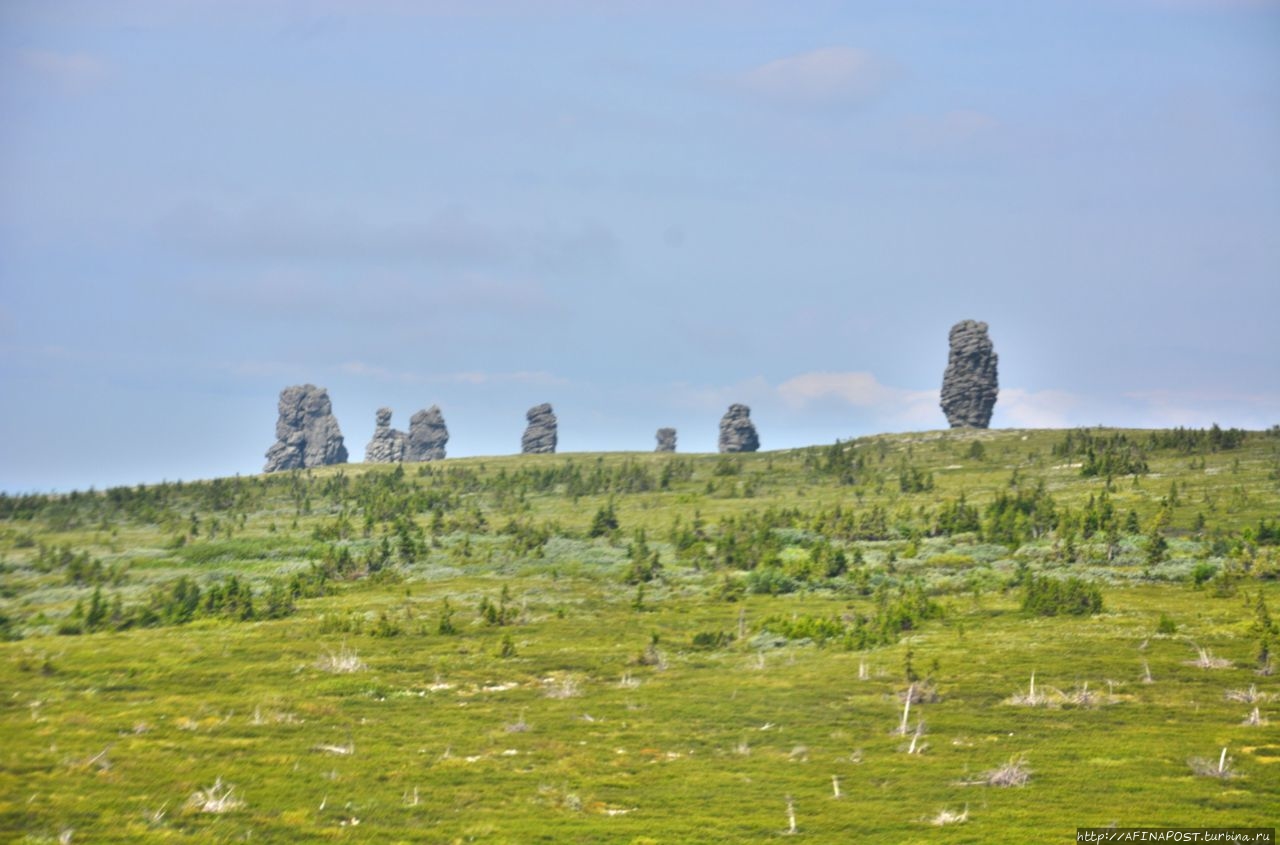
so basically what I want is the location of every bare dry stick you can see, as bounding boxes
[931,805,970,826]
[314,742,354,756]
[187,777,243,813]
[832,775,841,798]
[975,755,1032,787]
[907,724,925,755]
[1187,645,1231,670]
[785,796,797,835]
[898,684,914,735]
[1225,684,1268,704]
[1189,747,1236,779]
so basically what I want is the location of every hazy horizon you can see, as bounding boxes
[3,0,1278,493]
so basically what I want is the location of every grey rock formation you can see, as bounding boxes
[718,404,759,453]
[406,405,449,462]
[264,384,349,472]
[521,403,557,454]
[655,428,677,453]
[364,407,407,464]
[940,319,999,428]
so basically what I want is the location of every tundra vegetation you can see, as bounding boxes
[1,425,1278,842]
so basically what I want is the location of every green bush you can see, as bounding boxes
[745,566,798,595]
[1022,575,1103,617]
[1191,562,1217,588]
[691,630,735,650]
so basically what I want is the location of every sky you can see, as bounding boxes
[1,0,1278,492]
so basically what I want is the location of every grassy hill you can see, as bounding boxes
[2,426,1278,843]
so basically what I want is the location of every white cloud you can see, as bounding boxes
[19,49,109,94]
[1122,388,1280,429]
[664,377,775,413]
[736,46,891,106]
[777,371,937,425]
[994,388,1083,429]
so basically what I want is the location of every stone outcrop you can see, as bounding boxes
[940,319,999,428]
[264,384,348,472]
[718,404,759,453]
[406,405,448,462]
[521,403,557,454]
[364,405,448,463]
[364,407,407,463]
[655,428,677,453]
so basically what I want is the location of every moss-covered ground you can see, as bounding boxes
[1,427,1278,843]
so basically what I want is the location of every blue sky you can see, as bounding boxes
[2,0,1278,492]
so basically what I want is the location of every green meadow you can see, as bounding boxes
[1,426,1278,843]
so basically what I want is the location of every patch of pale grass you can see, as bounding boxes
[1062,682,1104,708]
[1225,685,1270,704]
[316,644,365,673]
[185,777,243,813]
[930,806,970,826]
[542,674,581,699]
[1189,747,1237,779]
[1005,673,1055,707]
[313,741,354,756]
[969,755,1032,787]
[1186,646,1231,670]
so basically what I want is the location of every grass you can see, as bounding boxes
[1,426,1278,842]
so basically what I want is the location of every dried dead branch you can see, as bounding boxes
[1188,747,1237,779]
[1186,646,1231,670]
[930,805,970,826]
[185,777,244,813]
[316,644,366,673]
[972,755,1032,787]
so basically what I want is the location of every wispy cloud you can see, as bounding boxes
[338,362,568,387]
[777,371,939,427]
[158,202,619,275]
[188,267,558,325]
[900,109,1000,153]
[995,388,1083,429]
[1122,388,1280,428]
[17,49,110,94]
[735,47,892,107]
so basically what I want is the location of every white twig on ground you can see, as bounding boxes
[314,742,354,756]
[930,805,970,826]
[186,777,244,813]
[897,684,914,735]
[1007,673,1051,706]
[1189,747,1237,779]
[1186,646,1231,670]
[1225,684,1269,704]
[316,643,366,673]
[906,723,926,755]
[968,755,1032,787]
